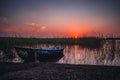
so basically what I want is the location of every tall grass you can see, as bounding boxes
[0,37,104,61]
[0,37,103,50]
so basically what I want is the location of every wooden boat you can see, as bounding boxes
[14,47,64,62]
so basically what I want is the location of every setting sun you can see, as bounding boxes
[74,33,79,38]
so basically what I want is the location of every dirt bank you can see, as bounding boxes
[0,62,120,80]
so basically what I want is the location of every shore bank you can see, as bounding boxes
[0,62,120,80]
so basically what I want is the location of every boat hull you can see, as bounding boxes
[37,49,64,61]
[15,47,64,62]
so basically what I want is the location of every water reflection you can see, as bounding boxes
[63,40,119,66]
[22,40,120,66]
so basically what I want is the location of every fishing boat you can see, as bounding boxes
[14,47,64,62]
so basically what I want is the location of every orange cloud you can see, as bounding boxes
[24,22,36,27]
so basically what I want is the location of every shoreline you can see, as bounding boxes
[0,62,120,80]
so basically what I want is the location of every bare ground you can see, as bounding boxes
[0,62,120,80]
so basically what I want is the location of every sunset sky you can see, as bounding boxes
[0,0,120,38]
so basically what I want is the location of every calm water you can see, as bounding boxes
[27,40,120,66]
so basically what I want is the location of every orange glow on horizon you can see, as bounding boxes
[74,33,78,38]
[74,35,78,38]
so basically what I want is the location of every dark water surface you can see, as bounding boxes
[25,40,120,66]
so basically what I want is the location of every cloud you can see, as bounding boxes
[0,17,10,27]
[38,26,46,32]
[0,17,7,22]
[24,22,37,27]
[0,17,12,33]
[24,22,46,32]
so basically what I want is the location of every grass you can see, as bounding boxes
[0,37,103,50]
[0,37,103,61]
[0,37,102,60]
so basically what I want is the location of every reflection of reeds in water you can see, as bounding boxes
[59,40,120,65]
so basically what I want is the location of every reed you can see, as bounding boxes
[0,37,103,50]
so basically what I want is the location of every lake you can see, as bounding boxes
[25,40,120,66]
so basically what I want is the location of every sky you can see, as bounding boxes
[0,0,120,38]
